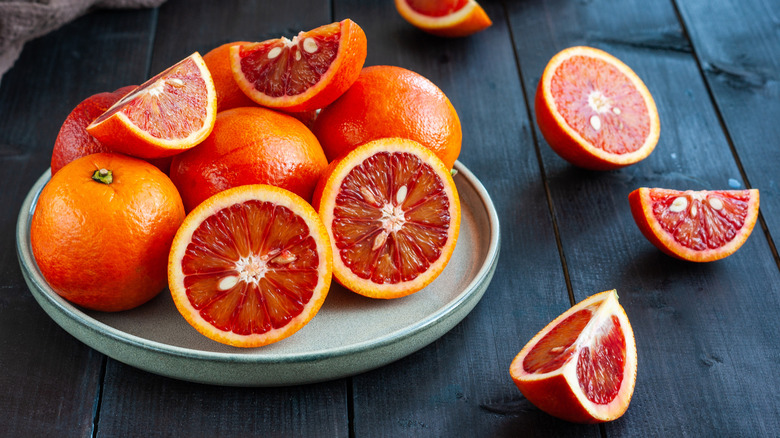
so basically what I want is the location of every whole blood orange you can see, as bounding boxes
[312,65,462,169]
[87,52,217,159]
[313,138,460,299]
[536,46,660,170]
[30,153,185,312]
[230,19,367,112]
[629,187,760,262]
[395,0,492,38]
[510,290,637,423]
[51,86,173,175]
[168,184,332,347]
[202,41,257,112]
[169,106,328,212]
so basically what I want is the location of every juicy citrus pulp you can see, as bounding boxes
[536,46,660,170]
[230,19,367,112]
[168,184,332,347]
[629,187,760,262]
[86,52,217,159]
[510,290,637,423]
[314,138,460,299]
[395,0,492,37]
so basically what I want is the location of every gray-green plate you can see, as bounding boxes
[16,161,500,387]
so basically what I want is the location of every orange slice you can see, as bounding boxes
[230,19,367,112]
[395,0,492,38]
[168,184,332,347]
[629,187,760,262]
[535,46,660,170]
[87,52,217,159]
[510,290,637,423]
[313,137,460,299]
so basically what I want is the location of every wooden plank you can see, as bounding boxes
[92,1,349,436]
[507,0,780,434]
[675,0,780,259]
[338,0,593,435]
[0,9,157,436]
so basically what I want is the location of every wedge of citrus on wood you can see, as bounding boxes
[395,0,492,37]
[168,184,332,347]
[230,19,367,112]
[536,46,660,170]
[313,137,460,299]
[510,290,637,423]
[86,52,217,159]
[629,187,760,262]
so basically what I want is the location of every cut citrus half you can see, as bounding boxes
[313,137,460,299]
[510,290,637,423]
[87,52,217,159]
[535,46,660,170]
[168,184,332,347]
[395,0,492,38]
[230,19,367,112]
[629,187,760,262]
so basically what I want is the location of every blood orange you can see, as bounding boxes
[230,19,367,112]
[87,52,217,159]
[313,138,460,299]
[168,184,332,348]
[629,187,760,262]
[536,46,660,170]
[312,65,462,169]
[395,0,492,38]
[510,290,637,423]
[202,41,258,112]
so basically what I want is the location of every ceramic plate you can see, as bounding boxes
[17,161,500,387]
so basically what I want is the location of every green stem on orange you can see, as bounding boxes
[92,168,113,184]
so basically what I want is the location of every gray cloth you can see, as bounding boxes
[0,0,166,84]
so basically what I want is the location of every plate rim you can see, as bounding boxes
[17,161,500,371]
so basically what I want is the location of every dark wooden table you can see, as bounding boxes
[3,0,780,436]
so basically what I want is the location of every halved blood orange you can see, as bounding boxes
[230,19,367,112]
[87,52,217,159]
[536,46,660,170]
[629,187,760,262]
[168,184,332,347]
[313,137,460,299]
[510,290,637,423]
[395,0,492,38]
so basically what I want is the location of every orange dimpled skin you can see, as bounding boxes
[202,41,257,112]
[170,107,328,212]
[312,65,462,169]
[30,153,185,312]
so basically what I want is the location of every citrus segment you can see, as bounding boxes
[31,153,185,312]
[314,138,460,299]
[629,187,760,262]
[202,41,258,112]
[536,46,659,170]
[395,0,492,38]
[168,184,332,347]
[230,19,367,112]
[86,52,217,159]
[312,65,462,169]
[510,290,637,423]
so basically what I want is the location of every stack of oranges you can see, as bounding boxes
[31,19,463,348]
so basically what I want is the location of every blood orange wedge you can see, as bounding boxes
[536,46,660,170]
[395,0,492,38]
[510,290,637,423]
[168,184,332,348]
[313,137,460,299]
[87,52,217,159]
[230,19,367,112]
[629,187,760,262]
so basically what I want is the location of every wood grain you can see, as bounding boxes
[0,9,157,436]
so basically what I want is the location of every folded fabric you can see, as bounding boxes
[0,0,167,84]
